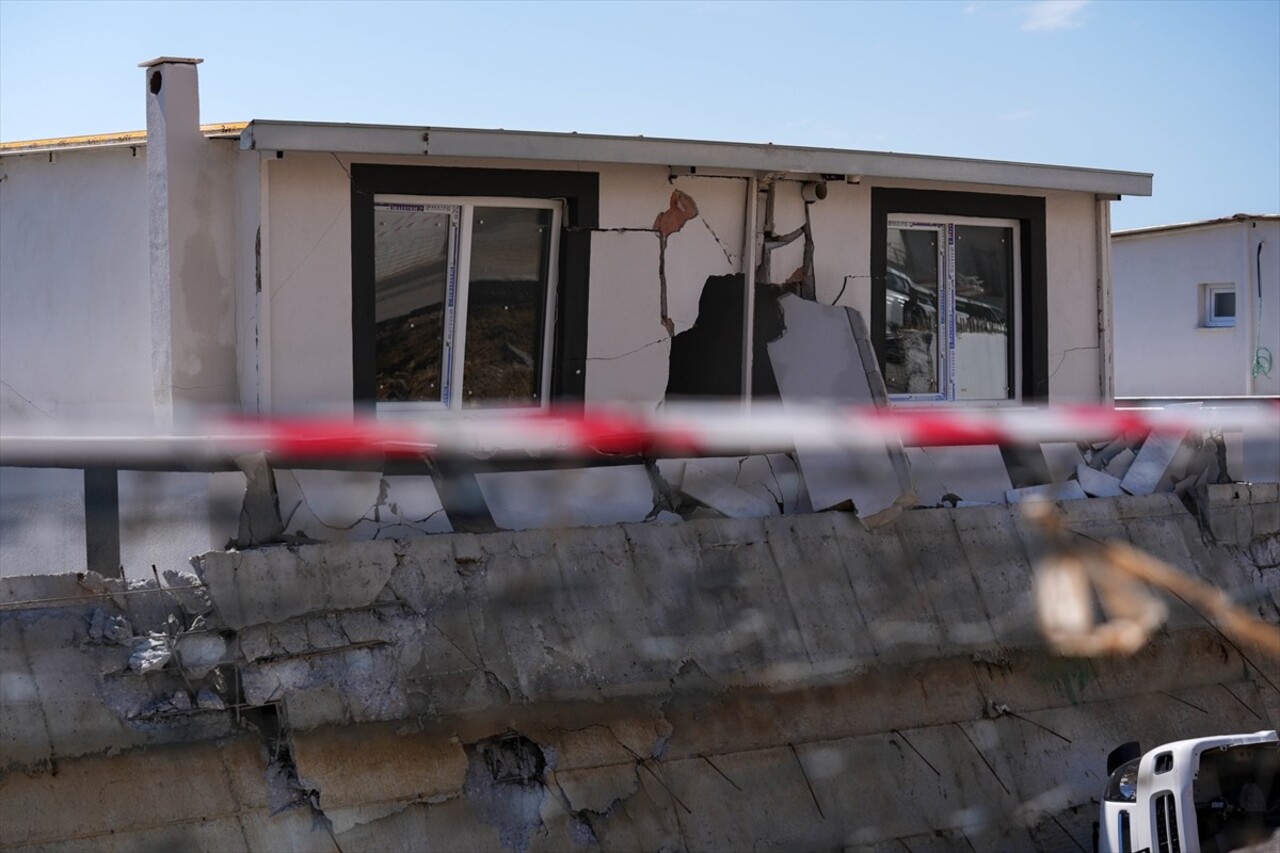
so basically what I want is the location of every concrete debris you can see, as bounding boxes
[174,632,227,678]
[767,294,913,520]
[680,462,779,518]
[1104,447,1136,479]
[1089,436,1132,471]
[1075,464,1125,498]
[128,632,173,673]
[87,607,133,644]
[162,568,212,616]
[196,686,226,710]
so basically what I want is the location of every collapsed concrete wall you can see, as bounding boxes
[2,484,1277,851]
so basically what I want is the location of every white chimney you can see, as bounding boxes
[140,56,203,425]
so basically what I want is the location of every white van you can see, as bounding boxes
[1096,729,1278,852]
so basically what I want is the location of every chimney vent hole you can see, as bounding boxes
[150,70,162,94]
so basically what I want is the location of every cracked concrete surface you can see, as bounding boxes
[1,485,1277,850]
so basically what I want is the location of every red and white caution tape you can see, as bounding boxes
[1,402,1276,469]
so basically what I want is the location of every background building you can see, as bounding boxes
[1112,213,1279,398]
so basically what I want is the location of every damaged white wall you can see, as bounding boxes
[256,157,1112,411]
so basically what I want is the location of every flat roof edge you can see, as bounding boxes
[240,120,1153,197]
[1114,213,1280,238]
[0,123,247,155]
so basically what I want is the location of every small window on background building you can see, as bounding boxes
[1204,283,1236,328]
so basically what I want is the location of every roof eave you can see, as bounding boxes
[239,120,1154,197]
[0,122,247,156]
[1113,213,1280,238]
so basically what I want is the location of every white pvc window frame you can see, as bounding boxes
[887,214,1022,404]
[1203,282,1236,328]
[374,195,563,415]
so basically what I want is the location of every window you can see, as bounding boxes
[884,216,1020,401]
[1203,283,1236,328]
[372,196,561,409]
[351,165,600,409]
[871,189,1048,401]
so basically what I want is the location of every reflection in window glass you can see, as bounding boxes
[885,226,941,395]
[374,205,456,403]
[462,208,553,407]
[954,225,1012,400]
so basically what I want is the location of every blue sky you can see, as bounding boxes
[0,0,1276,230]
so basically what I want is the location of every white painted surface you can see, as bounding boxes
[583,228,671,404]
[809,182,873,312]
[0,147,152,423]
[144,61,240,420]
[1044,191,1103,401]
[260,153,355,412]
[1113,218,1280,398]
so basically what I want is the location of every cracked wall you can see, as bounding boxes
[3,485,1277,850]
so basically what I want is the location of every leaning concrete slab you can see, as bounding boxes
[767,294,912,519]
[1041,442,1087,482]
[1121,402,1201,495]
[1076,463,1125,497]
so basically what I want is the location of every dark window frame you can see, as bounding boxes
[351,164,599,409]
[870,188,1049,401]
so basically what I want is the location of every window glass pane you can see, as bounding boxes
[374,204,456,403]
[463,207,553,407]
[954,225,1013,400]
[1213,290,1235,319]
[885,226,940,395]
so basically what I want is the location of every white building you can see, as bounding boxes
[1112,213,1279,398]
[1,57,1154,576]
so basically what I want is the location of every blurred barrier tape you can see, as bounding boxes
[1,402,1277,468]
